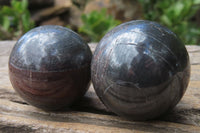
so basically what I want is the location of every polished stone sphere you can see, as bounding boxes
[91,20,190,120]
[9,25,92,110]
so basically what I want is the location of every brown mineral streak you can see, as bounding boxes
[9,59,90,110]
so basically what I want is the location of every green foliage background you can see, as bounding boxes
[138,0,200,45]
[78,9,121,42]
[0,0,34,40]
[0,0,200,45]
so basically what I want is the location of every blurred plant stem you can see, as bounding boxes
[0,26,12,39]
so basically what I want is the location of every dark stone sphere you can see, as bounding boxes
[9,25,92,110]
[91,20,190,120]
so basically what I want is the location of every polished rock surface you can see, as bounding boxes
[91,20,190,120]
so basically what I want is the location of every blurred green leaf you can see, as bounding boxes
[78,9,121,42]
[160,15,172,26]
[194,0,200,4]
[2,16,10,30]
[1,6,14,16]
[21,0,28,11]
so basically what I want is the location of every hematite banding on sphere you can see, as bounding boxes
[9,25,92,110]
[91,20,190,120]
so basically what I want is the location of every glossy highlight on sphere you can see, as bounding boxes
[91,20,190,120]
[9,25,92,110]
